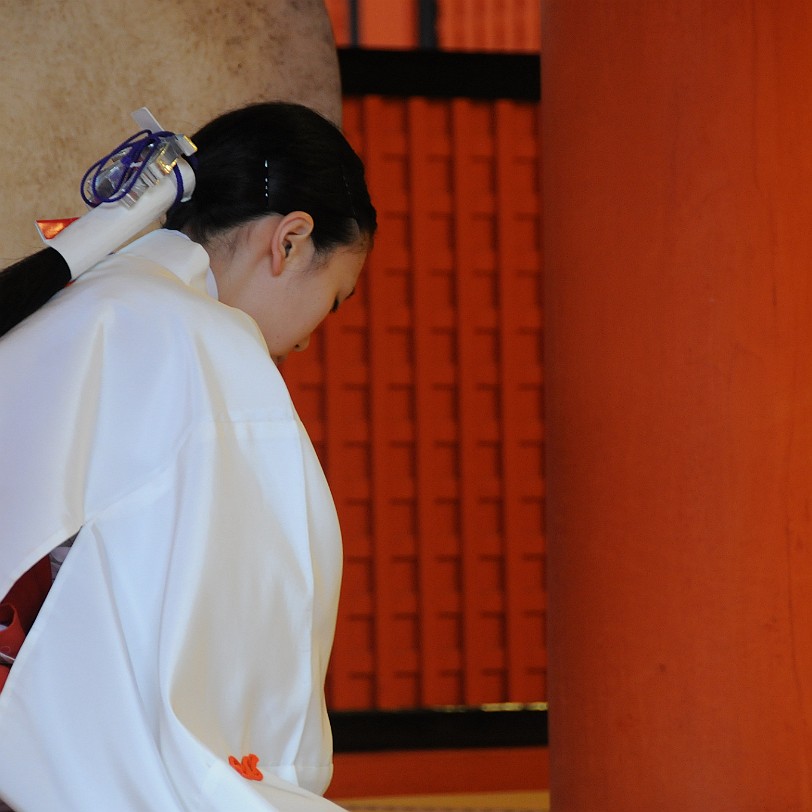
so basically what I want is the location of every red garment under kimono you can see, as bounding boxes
[0,558,51,691]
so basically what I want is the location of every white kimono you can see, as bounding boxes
[0,230,345,811]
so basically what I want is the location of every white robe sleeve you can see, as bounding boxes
[0,417,346,811]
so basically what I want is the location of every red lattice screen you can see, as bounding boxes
[283,94,544,711]
[324,0,541,51]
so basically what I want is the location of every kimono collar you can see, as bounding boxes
[117,228,218,299]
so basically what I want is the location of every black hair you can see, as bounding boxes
[0,102,377,338]
[164,101,377,253]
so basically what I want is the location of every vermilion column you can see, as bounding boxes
[543,3,812,810]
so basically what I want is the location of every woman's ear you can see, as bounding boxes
[270,211,314,276]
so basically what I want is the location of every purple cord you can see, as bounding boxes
[168,163,185,213]
[80,130,181,207]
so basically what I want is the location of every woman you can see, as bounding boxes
[0,102,376,811]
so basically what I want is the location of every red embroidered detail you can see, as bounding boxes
[228,753,263,781]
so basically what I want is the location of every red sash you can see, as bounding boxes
[0,558,52,691]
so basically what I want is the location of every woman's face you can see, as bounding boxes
[208,214,368,364]
[262,241,367,365]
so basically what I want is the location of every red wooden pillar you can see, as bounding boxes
[544,2,812,810]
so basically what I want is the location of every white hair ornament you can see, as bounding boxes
[0,108,197,337]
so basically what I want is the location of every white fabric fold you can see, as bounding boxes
[0,230,344,811]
